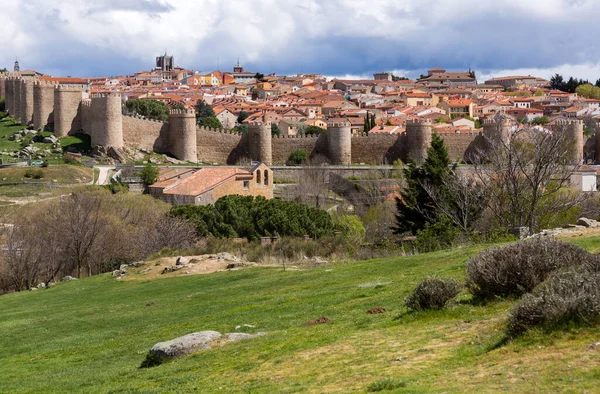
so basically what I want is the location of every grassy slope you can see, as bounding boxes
[0,115,90,165]
[1,239,600,393]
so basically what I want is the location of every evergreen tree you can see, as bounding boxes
[550,74,565,90]
[394,134,452,235]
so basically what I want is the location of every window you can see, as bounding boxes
[264,170,269,186]
[243,180,250,190]
[256,170,261,184]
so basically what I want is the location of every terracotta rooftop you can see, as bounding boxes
[153,167,252,196]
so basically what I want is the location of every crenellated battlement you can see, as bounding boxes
[327,121,351,128]
[56,84,85,92]
[33,80,58,88]
[248,121,272,127]
[90,92,121,99]
[274,133,322,139]
[169,108,196,116]
[352,132,399,138]
[121,113,166,124]
[554,119,584,126]
[406,118,433,126]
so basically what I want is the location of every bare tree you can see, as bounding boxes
[60,192,107,278]
[287,164,330,209]
[420,170,488,233]
[470,121,583,233]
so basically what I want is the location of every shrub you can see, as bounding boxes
[171,195,334,240]
[24,168,44,179]
[0,98,5,112]
[287,149,308,165]
[413,217,461,253]
[138,163,159,185]
[507,268,600,337]
[466,238,598,300]
[41,160,49,168]
[404,277,461,311]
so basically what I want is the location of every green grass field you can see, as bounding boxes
[1,238,600,393]
[0,115,91,164]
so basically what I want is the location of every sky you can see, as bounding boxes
[2,0,600,82]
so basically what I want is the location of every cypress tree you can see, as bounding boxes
[394,134,452,235]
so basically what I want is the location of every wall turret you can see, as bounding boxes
[0,74,5,100]
[482,116,512,145]
[90,93,123,149]
[168,109,197,162]
[405,119,433,164]
[13,77,21,120]
[33,81,57,131]
[327,120,352,165]
[4,77,14,115]
[248,121,272,165]
[556,119,583,165]
[19,78,35,126]
[54,85,83,137]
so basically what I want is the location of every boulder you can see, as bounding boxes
[149,331,222,359]
[577,217,600,228]
[61,276,77,282]
[108,147,126,163]
[43,135,58,144]
[176,256,189,266]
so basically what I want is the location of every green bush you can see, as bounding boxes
[413,218,460,253]
[333,214,366,250]
[138,163,159,185]
[0,98,5,112]
[171,195,334,241]
[507,268,600,337]
[466,238,598,300]
[125,99,168,121]
[24,168,44,179]
[404,277,461,311]
[287,149,308,165]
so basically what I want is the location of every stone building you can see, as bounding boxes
[149,162,273,205]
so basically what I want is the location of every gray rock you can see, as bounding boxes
[150,331,222,359]
[577,217,599,228]
[61,276,77,282]
[165,156,182,165]
[43,135,58,144]
[225,332,265,342]
[176,256,189,266]
[37,282,46,289]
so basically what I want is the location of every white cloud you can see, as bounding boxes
[1,0,600,79]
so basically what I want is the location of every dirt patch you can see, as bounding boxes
[367,307,387,314]
[304,316,331,327]
[122,253,261,280]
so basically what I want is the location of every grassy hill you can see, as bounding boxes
[1,237,600,393]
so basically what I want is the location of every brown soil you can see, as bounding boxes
[367,307,387,314]
[304,316,331,326]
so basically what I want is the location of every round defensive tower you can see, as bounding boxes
[13,77,21,121]
[90,93,123,149]
[327,120,352,165]
[54,85,83,137]
[168,109,197,162]
[557,119,584,165]
[4,77,13,115]
[33,81,57,131]
[0,74,5,101]
[19,78,35,126]
[405,119,433,164]
[482,116,512,145]
[248,121,272,165]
